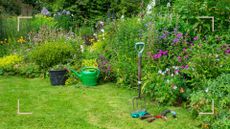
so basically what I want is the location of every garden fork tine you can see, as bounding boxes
[132,42,146,110]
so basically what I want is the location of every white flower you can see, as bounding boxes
[158,70,162,74]
[146,0,156,14]
[166,79,170,84]
[167,2,171,8]
[172,85,177,90]
[166,68,169,71]
[171,74,174,77]
[101,29,105,33]
[205,88,209,93]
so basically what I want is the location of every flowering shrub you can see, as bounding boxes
[82,59,98,68]
[54,10,73,30]
[96,55,115,82]
[17,36,26,44]
[29,41,81,70]
[190,74,230,128]
[0,54,23,68]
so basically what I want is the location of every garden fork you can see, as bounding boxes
[132,42,146,111]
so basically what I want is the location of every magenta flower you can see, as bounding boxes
[177,56,182,62]
[174,69,180,74]
[225,49,230,54]
[183,48,187,52]
[153,53,162,59]
[193,36,198,41]
[162,50,168,55]
[184,55,189,59]
[185,65,189,69]
[176,33,183,39]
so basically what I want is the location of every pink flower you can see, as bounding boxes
[181,65,189,69]
[193,36,198,41]
[225,49,230,54]
[183,48,186,52]
[174,69,180,75]
[185,65,189,69]
[184,55,189,59]
[177,56,182,62]
[176,33,183,38]
[153,53,162,59]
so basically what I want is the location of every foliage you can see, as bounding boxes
[173,0,230,34]
[29,41,81,70]
[14,62,41,78]
[30,14,56,32]
[181,42,230,88]
[190,73,230,129]
[82,59,98,68]
[39,0,150,26]
[103,18,143,87]
[96,55,115,82]
[53,10,73,30]
[0,0,21,15]
[0,54,23,68]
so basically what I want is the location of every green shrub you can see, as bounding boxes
[0,54,23,68]
[15,63,41,78]
[190,73,230,129]
[29,41,81,70]
[30,14,56,32]
[104,18,143,87]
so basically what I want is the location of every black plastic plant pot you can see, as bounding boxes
[49,70,68,86]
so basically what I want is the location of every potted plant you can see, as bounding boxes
[49,64,68,86]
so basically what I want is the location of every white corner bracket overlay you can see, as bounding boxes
[197,16,215,32]
[199,99,214,115]
[17,99,32,115]
[17,16,32,32]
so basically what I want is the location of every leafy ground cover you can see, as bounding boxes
[0,77,200,129]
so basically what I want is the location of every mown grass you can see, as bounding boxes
[0,76,201,129]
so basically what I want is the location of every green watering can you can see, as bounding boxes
[69,67,100,86]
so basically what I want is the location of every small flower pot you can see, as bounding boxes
[49,70,68,86]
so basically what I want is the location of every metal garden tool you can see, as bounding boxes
[131,42,146,115]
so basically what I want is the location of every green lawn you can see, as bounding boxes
[0,77,200,129]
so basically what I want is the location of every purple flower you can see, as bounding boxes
[184,55,189,59]
[162,50,168,55]
[173,38,179,43]
[153,53,162,59]
[193,36,198,41]
[185,65,189,69]
[160,34,167,39]
[176,33,183,39]
[41,7,50,16]
[173,28,178,34]
[183,48,187,52]
[225,49,230,54]
[174,69,180,74]
[178,56,182,62]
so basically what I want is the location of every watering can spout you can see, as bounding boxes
[69,69,82,78]
[73,71,82,78]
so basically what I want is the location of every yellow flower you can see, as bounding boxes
[17,36,26,44]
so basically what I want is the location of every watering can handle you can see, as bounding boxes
[135,42,145,56]
[81,67,100,77]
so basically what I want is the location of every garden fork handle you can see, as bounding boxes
[135,42,145,98]
[135,42,145,57]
